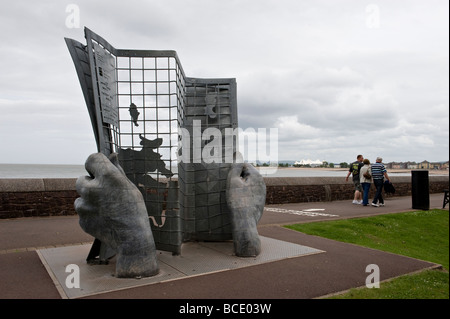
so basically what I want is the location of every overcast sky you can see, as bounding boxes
[0,0,448,165]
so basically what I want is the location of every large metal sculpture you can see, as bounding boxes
[66,28,265,278]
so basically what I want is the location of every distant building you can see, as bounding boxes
[419,160,430,169]
[406,162,419,169]
[383,161,449,170]
[417,160,448,170]
[388,162,406,169]
[430,161,449,170]
[294,159,324,167]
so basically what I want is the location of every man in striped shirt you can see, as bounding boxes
[371,157,391,207]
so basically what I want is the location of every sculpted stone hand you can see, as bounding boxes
[74,152,159,278]
[226,163,266,257]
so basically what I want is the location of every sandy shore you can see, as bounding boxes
[269,167,448,175]
[387,169,448,175]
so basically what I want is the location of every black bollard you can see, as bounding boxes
[411,170,430,210]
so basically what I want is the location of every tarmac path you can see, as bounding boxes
[0,193,447,300]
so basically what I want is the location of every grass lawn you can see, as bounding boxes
[285,209,449,299]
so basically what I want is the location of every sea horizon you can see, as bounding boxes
[0,163,447,179]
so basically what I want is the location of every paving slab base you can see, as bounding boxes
[37,236,323,299]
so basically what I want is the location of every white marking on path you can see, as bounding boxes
[264,207,339,217]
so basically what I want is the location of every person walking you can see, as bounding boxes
[345,154,364,204]
[371,157,391,207]
[360,158,372,206]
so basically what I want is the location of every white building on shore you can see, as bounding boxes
[294,159,324,167]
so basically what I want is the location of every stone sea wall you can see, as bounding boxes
[0,175,448,219]
[264,176,448,204]
[0,179,78,219]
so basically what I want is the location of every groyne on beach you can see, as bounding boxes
[1,174,448,219]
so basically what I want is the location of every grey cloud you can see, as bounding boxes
[0,0,448,164]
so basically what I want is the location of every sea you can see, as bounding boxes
[0,164,88,179]
[0,163,431,179]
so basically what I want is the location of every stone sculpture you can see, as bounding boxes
[74,152,266,277]
[226,163,266,257]
[74,152,159,278]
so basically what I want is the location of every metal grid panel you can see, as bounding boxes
[116,55,181,176]
[68,28,239,255]
[179,78,238,242]
[84,28,186,254]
